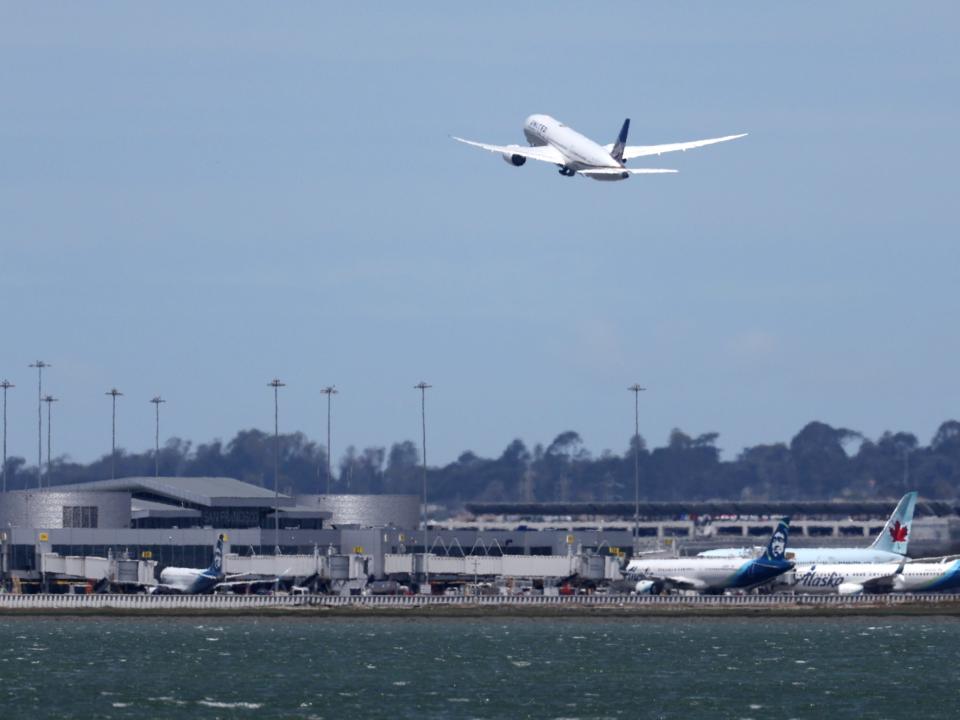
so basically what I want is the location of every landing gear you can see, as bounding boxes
[558,166,576,177]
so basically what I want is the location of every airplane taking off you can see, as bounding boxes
[453,114,746,181]
[625,518,793,594]
[698,492,918,564]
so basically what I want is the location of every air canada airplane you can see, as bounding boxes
[625,518,793,594]
[698,491,918,564]
[453,114,746,181]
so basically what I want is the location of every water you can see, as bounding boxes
[1,615,958,719]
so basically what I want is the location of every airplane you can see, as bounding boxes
[624,518,793,594]
[452,114,747,181]
[698,491,918,564]
[782,561,906,596]
[149,534,285,595]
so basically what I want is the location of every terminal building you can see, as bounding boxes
[2,477,959,591]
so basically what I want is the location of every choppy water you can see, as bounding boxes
[0,615,958,719]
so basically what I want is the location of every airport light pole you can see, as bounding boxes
[268,378,286,554]
[105,388,123,480]
[414,381,431,588]
[150,396,166,479]
[43,395,58,487]
[320,386,337,495]
[628,384,646,553]
[29,361,49,489]
[1,379,13,493]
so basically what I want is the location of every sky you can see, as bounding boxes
[1,3,959,469]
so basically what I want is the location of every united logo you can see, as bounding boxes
[889,520,908,543]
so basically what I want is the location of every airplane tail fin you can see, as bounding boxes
[205,534,225,576]
[868,491,917,555]
[764,518,790,561]
[610,118,630,163]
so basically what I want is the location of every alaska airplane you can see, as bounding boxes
[625,519,792,594]
[150,535,282,595]
[453,114,746,181]
[698,491,918,564]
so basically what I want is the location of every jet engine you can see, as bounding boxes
[837,582,864,596]
[635,580,656,594]
[502,154,526,167]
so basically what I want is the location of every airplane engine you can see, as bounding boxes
[837,582,864,596]
[635,580,656,594]
[502,154,526,167]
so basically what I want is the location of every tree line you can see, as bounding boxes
[3,420,960,505]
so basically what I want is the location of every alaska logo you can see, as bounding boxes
[889,520,908,543]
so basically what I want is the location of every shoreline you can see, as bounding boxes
[2,602,960,619]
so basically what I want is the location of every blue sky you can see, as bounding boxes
[1,3,958,467]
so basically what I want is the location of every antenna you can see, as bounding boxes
[268,378,286,554]
[29,361,50,489]
[414,381,432,588]
[628,384,646,553]
[105,388,123,479]
[150,396,166,479]
[320,386,337,494]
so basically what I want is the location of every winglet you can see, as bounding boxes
[611,118,630,163]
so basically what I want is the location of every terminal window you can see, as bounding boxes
[62,506,99,528]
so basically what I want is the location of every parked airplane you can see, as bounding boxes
[150,535,284,595]
[453,114,746,181]
[698,491,918,564]
[783,561,905,596]
[625,519,793,594]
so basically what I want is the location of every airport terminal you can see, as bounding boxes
[2,475,958,595]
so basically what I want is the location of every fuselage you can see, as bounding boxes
[157,567,220,594]
[699,547,907,564]
[784,562,902,594]
[523,114,622,172]
[626,556,793,592]
[893,560,960,593]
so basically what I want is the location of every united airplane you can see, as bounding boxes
[625,519,792,594]
[698,491,918,564]
[453,114,746,181]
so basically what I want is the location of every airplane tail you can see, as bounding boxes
[764,518,790,561]
[868,491,917,555]
[610,118,630,163]
[205,534,225,577]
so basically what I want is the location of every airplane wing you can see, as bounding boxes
[451,136,565,164]
[860,560,908,593]
[579,168,677,178]
[605,133,748,160]
[664,576,708,591]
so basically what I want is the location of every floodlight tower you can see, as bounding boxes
[414,381,431,587]
[150,396,166,479]
[320,386,337,494]
[1,379,13,493]
[268,378,286,553]
[628,384,646,553]
[29,361,49,489]
[42,395,58,487]
[105,388,123,479]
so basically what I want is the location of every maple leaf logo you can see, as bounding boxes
[889,520,908,543]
